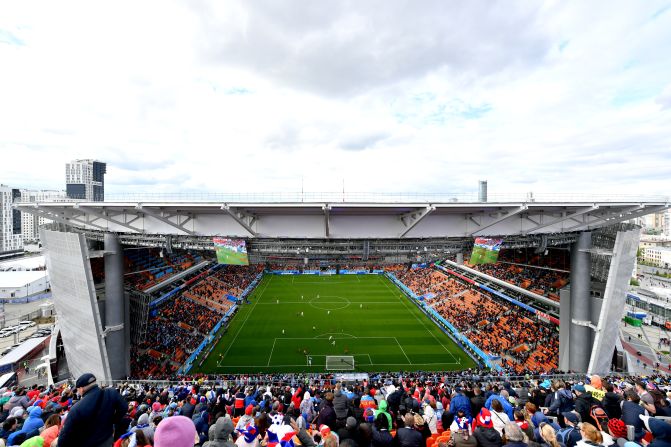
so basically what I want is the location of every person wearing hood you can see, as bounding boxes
[503,422,528,447]
[641,415,671,447]
[473,408,503,447]
[373,400,392,431]
[7,406,43,446]
[155,415,198,447]
[301,392,316,425]
[547,382,574,418]
[236,405,256,430]
[204,415,236,447]
[371,413,393,447]
[132,412,155,444]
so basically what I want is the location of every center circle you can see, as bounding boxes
[308,295,350,311]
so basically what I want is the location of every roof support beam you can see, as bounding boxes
[16,205,109,231]
[399,205,435,238]
[76,206,142,233]
[524,205,599,234]
[135,205,195,235]
[323,204,331,238]
[221,204,258,237]
[471,205,527,236]
[569,205,668,231]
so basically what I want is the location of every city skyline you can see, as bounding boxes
[1,1,670,196]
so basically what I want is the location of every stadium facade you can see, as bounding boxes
[15,197,670,383]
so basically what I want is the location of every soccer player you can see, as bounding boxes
[301,311,304,316]
[308,357,312,366]
[313,326,316,330]
[360,304,362,309]
[282,329,285,334]
[332,340,336,346]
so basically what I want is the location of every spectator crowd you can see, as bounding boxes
[3,372,671,447]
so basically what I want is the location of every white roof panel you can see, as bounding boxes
[0,271,48,288]
[0,336,48,366]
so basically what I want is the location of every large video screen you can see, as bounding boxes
[213,237,249,265]
[469,237,503,265]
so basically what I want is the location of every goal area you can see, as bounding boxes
[325,355,355,370]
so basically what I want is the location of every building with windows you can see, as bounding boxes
[65,159,106,201]
[20,190,67,242]
[643,246,671,268]
[0,185,22,254]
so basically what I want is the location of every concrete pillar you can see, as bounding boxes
[456,252,464,265]
[569,231,592,372]
[104,233,126,379]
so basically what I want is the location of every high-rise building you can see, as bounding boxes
[66,159,106,201]
[20,189,67,242]
[0,184,23,253]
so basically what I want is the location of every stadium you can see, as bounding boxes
[13,193,668,383]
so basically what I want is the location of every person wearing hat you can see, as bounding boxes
[572,385,600,429]
[473,408,503,447]
[606,419,627,444]
[557,412,582,447]
[57,373,128,447]
[155,415,198,447]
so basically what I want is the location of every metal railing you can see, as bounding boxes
[15,192,671,204]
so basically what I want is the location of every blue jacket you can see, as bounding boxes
[485,395,514,420]
[7,407,44,445]
[450,394,473,418]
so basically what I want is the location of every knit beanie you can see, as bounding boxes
[155,415,197,447]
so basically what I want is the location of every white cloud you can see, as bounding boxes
[0,0,670,199]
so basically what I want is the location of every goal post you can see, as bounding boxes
[326,355,355,370]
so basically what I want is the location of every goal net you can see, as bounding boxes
[326,355,355,370]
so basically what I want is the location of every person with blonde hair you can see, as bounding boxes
[576,423,604,447]
[539,423,563,447]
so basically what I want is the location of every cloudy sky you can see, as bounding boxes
[1,0,670,199]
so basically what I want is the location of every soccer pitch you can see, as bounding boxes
[192,275,476,373]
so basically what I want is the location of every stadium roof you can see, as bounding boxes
[15,198,669,239]
[0,255,46,272]
[0,336,48,367]
[0,271,47,288]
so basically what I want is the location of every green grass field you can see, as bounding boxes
[469,246,500,265]
[191,274,476,373]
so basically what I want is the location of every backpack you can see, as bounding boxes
[590,405,609,431]
[556,426,575,445]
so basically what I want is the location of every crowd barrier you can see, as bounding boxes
[179,304,238,375]
[384,273,493,369]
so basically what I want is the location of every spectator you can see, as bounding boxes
[503,422,528,447]
[576,423,604,447]
[473,409,502,447]
[155,415,198,447]
[395,414,423,447]
[57,373,128,447]
[491,400,511,437]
